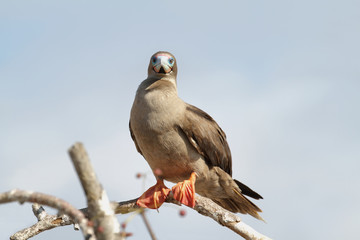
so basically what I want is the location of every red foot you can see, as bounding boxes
[172,172,196,208]
[136,179,171,209]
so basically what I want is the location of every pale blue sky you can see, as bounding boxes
[1,1,359,239]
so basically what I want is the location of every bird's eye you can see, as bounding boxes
[152,56,157,63]
[169,58,174,64]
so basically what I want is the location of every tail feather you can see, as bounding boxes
[205,167,264,221]
[214,189,264,221]
[234,179,263,200]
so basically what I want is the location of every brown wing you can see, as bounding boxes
[178,104,232,175]
[129,120,143,156]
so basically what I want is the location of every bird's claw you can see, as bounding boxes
[136,179,171,209]
[172,172,196,208]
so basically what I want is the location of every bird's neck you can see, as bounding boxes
[134,77,180,112]
[142,77,177,93]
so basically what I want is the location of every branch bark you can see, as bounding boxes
[0,189,95,240]
[69,142,121,240]
[192,195,270,240]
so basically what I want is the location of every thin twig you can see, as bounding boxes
[140,210,157,240]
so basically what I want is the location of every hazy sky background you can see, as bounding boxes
[1,1,359,239]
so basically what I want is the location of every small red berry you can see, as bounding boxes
[179,209,186,217]
[121,222,127,229]
[135,173,142,179]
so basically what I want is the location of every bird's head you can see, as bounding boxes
[148,51,177,79]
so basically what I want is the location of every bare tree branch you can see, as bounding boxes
[4,191,271,240]
[111,195,271,240]
[10,203,79,240]
[4,191,270,240]
[0,189,95,240]
[68,142,121,240]
[3,142,270,240]
[192,195,271,240]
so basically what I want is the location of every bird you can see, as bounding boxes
[129,51,263,220]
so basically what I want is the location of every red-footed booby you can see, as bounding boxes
[129,51,263,220]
